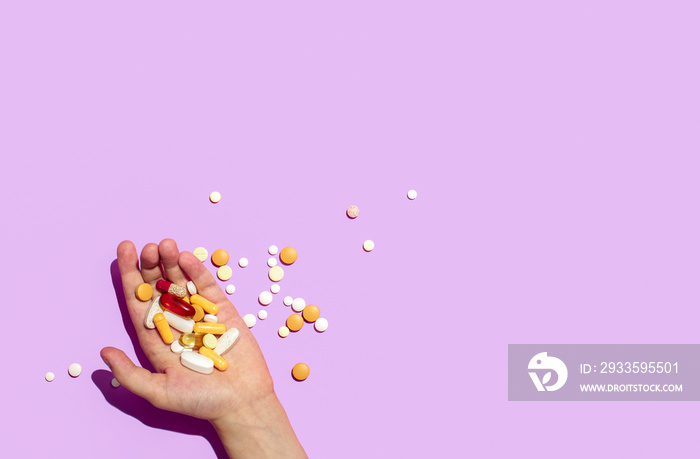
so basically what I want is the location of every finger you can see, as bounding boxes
[140,243,163,285]
[101,347,168,409]
[117,240,145,303]
[179,250,240,318]
[159,238,188,285]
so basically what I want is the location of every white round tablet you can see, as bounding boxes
[258,310,268,320]
[278,326,290,338]
[243,313,256,328]
[292,297,306,312]
[238,257,249,268]
[283,296,293,306]
[259,291,273,306]
[68,363,82,378]
[111,378,120,388]
[171,340,185,354]
[314,318,329,332]
[45,372,55,382]
[226,284,236,294]
[268,245,278,255]
[267,257,277,267]
[210,191,221,203]
[363,240,375,252]
[203,314,218,323]
[407,189,418,200]
[270,284,280,294]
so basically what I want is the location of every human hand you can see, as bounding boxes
[101,239,307,458]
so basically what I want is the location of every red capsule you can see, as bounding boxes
[159,293,195,318]
[156,280,188,298]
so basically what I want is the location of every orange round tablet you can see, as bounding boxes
[302,304,320,323]
[286,314,304,332]
[292,363,310,381]
[279,247,297,265]
[211,249,230,267]
[135,283,153,301]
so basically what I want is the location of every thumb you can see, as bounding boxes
[101,346,166,408]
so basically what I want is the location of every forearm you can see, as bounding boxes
[211,393,308,459]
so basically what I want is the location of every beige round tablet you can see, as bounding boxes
[193,247,208,262]
[68,363,82,378]
[111,378,120,388]
[226,284,236,294]
[292,363,310,381]
[278,326,290,338]
[202,334,218,349]
[45,372,55,382]
[209,191,221,203]
[363,240,375,252]
[217,265,233,281]
[347,205,359,218]
[268,266,284,282]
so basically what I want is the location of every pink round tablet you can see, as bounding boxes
[346,205,359,219]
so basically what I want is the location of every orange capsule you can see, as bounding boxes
[153,313,174,344]
[200,347,228,371]
[194,322,226,335]
[190,294,219,315]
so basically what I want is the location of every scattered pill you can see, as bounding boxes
[238,257,249,268]
[203,334,218,349]
[258,310,268,320]
[286,314,304,332]
[292,363,310,381]
[191,303,205,322]
[315,317,328,332]
[144,296,163,329]
[211,249,229,267]
[68,363,82,378]
[187,281,198,295]
[171,340,186,354]
[213,328,240,356]
[194,322,227,335]
[270,284,280,294]
[346,205,359,219]
[268,266,284,282]
[279,247,298,265]
[268,245,278,255]
[407,189,418,200]
[154,313,175,343]
[135,283,153,301]
[243,313,256,328]
[200,347,228,371]
[217,265,233,281]
[209,191,221,203]
[278,326,290,338]
[226,284,236,294]
[111,378,120,388]
[160,293,195,318]
[203,314,218,323]
[162,310,195,334]
[283,296,293,306]
[259,291,273,306]
[292,297,306,312]
[156,280,188,298]
[303,304,320,322]
[193,247,208,262]
[363,240,375,252]
[181,351,214,375]
[267,257,278,267]
[190,294,219,314]
[45,372,55,382]
[180,333,206,349]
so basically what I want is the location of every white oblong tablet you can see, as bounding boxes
[213,328,240,356]
[315,317,328,332]
[278,326,289,338]
[407,189,418,200]
[144,296,163,329]
[292,297,306,312]
[203,314,218,323]
[68,363,82,378]
[171,340,185,354]
[283,296,293,306]
[243,313,256,328]
[259,291,273,306]
[267,257,277,267]
[268,245,278,255]
[258,310,268,320]
[226,284,235,294]
[181,351,214,375]
[238,257,249,268]
[45,372,55,382]
[270,284,280,294]
[163,310,195,333]
[187,281,197,295]
[111,377,120,388]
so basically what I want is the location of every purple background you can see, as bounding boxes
[1,1,699,458]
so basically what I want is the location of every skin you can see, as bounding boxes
[101,239,308,458]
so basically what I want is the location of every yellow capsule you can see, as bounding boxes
[153,313,174,344]
[190,294,219,315]
[191,303,205,322]
[200,347,228,371]
[203,333,218,349]
[193,322,226,335]
[179,333,205,349]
